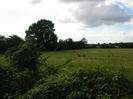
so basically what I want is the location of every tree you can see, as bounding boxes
[65,38,74,49]
[0,35,6,53]
[78,38,88,49]
[0,35,24,53]
[80,38,87,45]
[6,35,24,49]
[25,19,58,51]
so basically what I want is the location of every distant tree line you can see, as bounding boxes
[87,42,133,48]
[57,38,88,50]
[0,35,24,53]
[0,19,88,54]
[0,19,133,54]
[25,19,88,51]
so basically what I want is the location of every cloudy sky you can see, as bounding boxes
[0,0,133,43]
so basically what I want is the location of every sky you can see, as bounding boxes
[0,0,133,43]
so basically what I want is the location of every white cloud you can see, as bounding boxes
[121,0,133,7]
[0,0,133,43]
[61,0,105,3]
[0,0,60,37]
[60,0,133,27]
[30,0,43,5]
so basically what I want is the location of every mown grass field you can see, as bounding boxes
[40,48,133,80]
[0,48,133,80]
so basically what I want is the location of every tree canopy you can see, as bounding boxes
[25,19,58,50]
[0,35,24,53]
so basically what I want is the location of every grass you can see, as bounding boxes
[0,48,133,80]
[41,48,133,80]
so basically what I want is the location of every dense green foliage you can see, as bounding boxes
[58,38,88,50]
[18,69,133,99]
[0,35,23,53]
[7,40,39,70]
[0,67,38,99]
[25,19,58,51]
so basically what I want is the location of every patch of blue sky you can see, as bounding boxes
[86,24,133,33]
[118,1,133,14]
[111,24,133,32]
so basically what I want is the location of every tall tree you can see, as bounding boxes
[25,19,58,50]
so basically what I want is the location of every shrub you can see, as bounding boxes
[0,67,38,99]
[8,40,39,71]
[0,66,7,98]
[19,69,133,99]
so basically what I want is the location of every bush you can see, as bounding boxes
[0,67,38,99]
[19,69,133,99]
[0,66,7,98]
[8,40,39,71]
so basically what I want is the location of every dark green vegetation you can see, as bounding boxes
[0,49,133,99]
[0,19,133,99]
[25,19,58,51]
[0,35,24,53]
[18,69,133,99]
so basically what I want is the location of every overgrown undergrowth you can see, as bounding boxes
[17,68,133,99]
[1,63,133,99]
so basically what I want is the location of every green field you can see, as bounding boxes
[0,48,133,80]
[40,48,133,80]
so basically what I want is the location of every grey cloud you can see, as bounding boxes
[60,0,133,27]
[30,0,42,5]
[60,0,104,3]
[58,18,76,23]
